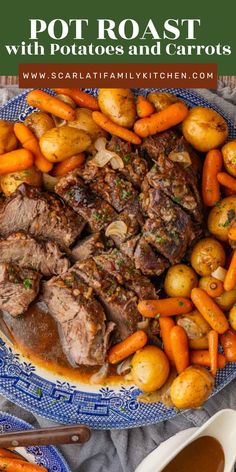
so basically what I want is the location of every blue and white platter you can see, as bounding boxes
[0,88,235,429]
[0,410,70,471]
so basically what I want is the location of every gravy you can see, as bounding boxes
[162,436,224,472]
[3,304,123,384]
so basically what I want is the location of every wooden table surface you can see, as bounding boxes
[0,76,236,88]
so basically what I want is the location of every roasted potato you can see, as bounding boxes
[147,91,178,111]
[182,106,228,152]
[98,88,136,128]
[164,264,198,298]
[208,197,236,241]
[131,345,170,393]
[68,108,107,143]
[170,366,214,409]
[0,167,42,196]
[229,304,236,331]
[24,112,54,139]
[0,120,18,155]
[39,126,91,162]
[215,289,236,311]
[177,310,211,340]
[190,238,226,276]
[222,140,236,177]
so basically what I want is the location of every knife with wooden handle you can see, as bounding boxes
[0,425,91,447]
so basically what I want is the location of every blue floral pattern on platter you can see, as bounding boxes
[0,410,70,471]
[0,88,235,429]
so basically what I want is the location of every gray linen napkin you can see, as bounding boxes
[0,84,235,472]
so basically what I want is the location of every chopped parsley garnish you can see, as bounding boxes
[123,154,131,163]
[23,278,32,289]
[221,209,235,227]
[36,387,42,395]
[172,196,180,204]
[115,177,122,186]
[170,230,179,241]
[121,189,132,200]
[178,301,184,306]
[156,235,165,244]
[154,313,161,319]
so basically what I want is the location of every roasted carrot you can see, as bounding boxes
[170,325,189,374]
[0,149,34,175]
[51,153,85,176]
[13,123,53,173]
[202,149,222,206]
[228,227,236,241]
[223,186,236,197]
[208,330,218,376]
[136,95,155,118]
[27,90,76,121]
[134,101,189,138]
[190,350,226,369]
[0,457,47,471]
[108,330,148,364]
[221,329,236,362]
[191,288,229,334]
[54,88,99,111]
[199,276,224,298]
[224,250,236,291]
[92,111,141,145]
[217,172,236,193]
[159,317,175,364]
[137,298,193,318]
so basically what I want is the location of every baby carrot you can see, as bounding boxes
[208,330,218,376]
[136,95,155,118]
[27,90,76,121]
[134,101,189,138]
[52,153,85,176]
[159,317,175,364]
[221,329,236,362]
[224,250,236,292]
[217,172,236,193]
[170,325,190,374]
[228,227,236,241]
[108,330,148,364]
[191,288,229,334]
[92,111,141,145]
[202,149,222,206]
[14,122,53,173]
[54,88,99,110]
[199,276,224,298]
[0,149,34,175]
[137,298,193,318]
[190,350,226,369]
[0,457,47,471]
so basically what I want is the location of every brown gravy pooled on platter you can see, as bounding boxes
[3,304,120,384]
[162,436,224,472]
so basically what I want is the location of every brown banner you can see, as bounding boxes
[19,63,217,88]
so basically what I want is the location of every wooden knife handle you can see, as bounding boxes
[0,425,91,447]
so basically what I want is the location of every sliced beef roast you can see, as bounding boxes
[140,130,179,160]
[43,270,113,366]
[74,258,141,340]
[0,232,70,276]
[134,236,169,276]
[71,233,104,262]
[0,184,84,247]
[0,263,41,317]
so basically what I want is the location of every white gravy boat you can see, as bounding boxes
[135,409,236,472]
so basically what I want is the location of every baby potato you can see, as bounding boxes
[222,140,236,177]
[208,196,236,241]
[229,304,236,331]
[190,238,226,276]
[0,167,42,196]
[215,289,236,311]
[170,366,214,409]
[68,108,107,143]
[182,106,228,152]
[177,310,211,340]
[131,345,169,393]
[164,264,198,298]
[98,88,136,128]
[0,120,18,155]
[147,91,178,111]
[39,126,91,162]
[24,112,54,139]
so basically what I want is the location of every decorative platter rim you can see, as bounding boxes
[0,87,235,429]
[0,409,71,471]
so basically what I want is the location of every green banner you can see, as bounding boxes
[0,0,235,75]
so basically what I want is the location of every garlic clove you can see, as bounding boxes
[105,220,128,239]
[110,155,124,169]
[169,151,192,167]
[90,150,113,167]
[94,137,107,152]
